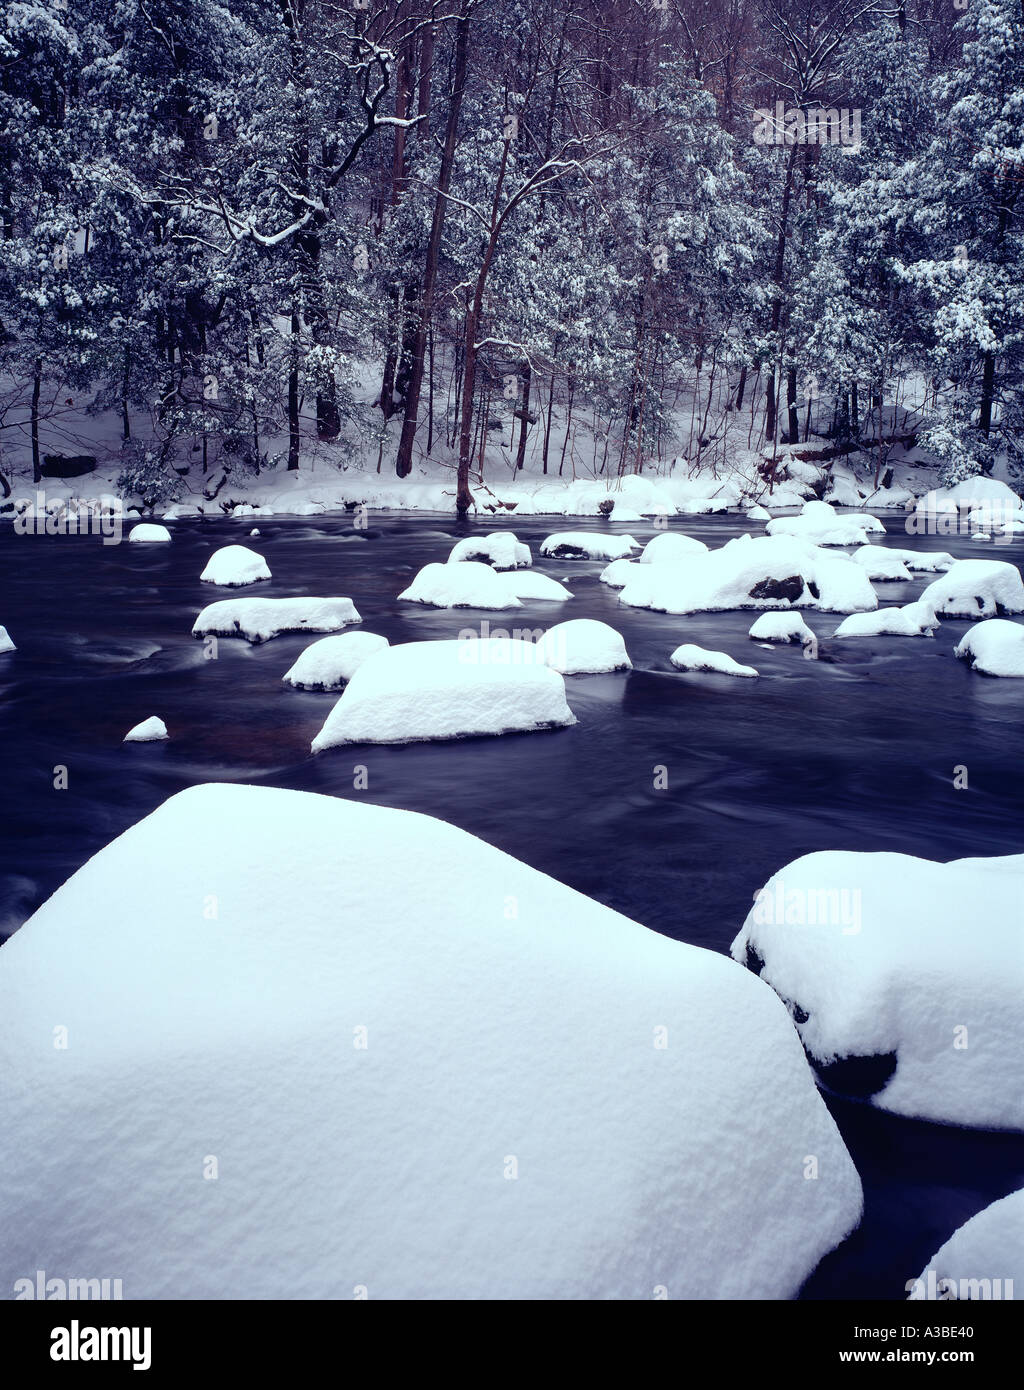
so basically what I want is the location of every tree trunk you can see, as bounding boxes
[287,309,301,471]
[31,357,42,484]
[515,361,531,471]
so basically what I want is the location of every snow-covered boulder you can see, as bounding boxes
[128,523,172,544]
[909,1190,1023,1302]
[954,619,1024,678]
[193,597,361,644]
[398,561,521,610]
[748,612,816,645]
[0,782,862,1299]
[833,600,938,638]
[670,644,759,678]
[499,571,573,602]
[682,497,731,515]
[745,504,772,522]
[0,626,15,654]
[538,619,631,675]
[539,532,639,561]
[639,532,708,565]
[618,536,877,616]
[877,548,954,573]
[312,639,575,749]
[766,500,884,547]
[731,849,1024,1129]
[161,504,200,520]
[599,559,642,588]
[123,716,167,743]
[283,632,390,691]
[448,532,531,570]
[920,559,1024,619]
[200,544,271,587]
[851,546,913,582]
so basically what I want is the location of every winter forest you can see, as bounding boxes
[2,0,1022,512]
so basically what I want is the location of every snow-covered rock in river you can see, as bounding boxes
[919,559,1024,619]
[670,644,759,678]
[618,536,877,616]
[537,619,631,675]
[731,849,1024,1129]
[0,626,15,654]
[875,547,954,573]
[0,781,862,1299]
[539,531,639,561]
[200,544,271,587]
[448,532,531,570]
[909,1190,1024,1301]
[745,504,772,522]
[123,716,167,743]
[283,632,390,690]
[833,600,939,638]
[639,531,708,564]
[954,619,1024,678]
[748,612,816,645]
[850,546,913,581]
[499,571,573,602]
[598,558,642,588]
[128,523,172,544]
[312,639,575,748]
[398,560,522,610]
[193,596,361,644]
[766,500,884,547]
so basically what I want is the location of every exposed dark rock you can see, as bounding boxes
[41,454,97,479]
[749,574,805,603]
[813,1050,899,1100]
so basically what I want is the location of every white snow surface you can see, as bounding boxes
[448,532,531,570]
[282,632,390,690]
[123,716,167,742]
[618,536,877,615]
[599,559,642,588]
[193,596,361,644]
[311,639,575,748]
[766,500,885,547]
[0,782,862,1299]
[871,547,954,572]
[639,532,709,564]
[670,644,759,678]
[537,619,631,675]
[199,544,272,587]
[539,532,640,561]
[498,571,573,602]
[128,523,172,544]
[851,546,913,581]
[748,612,816,644]
[398,561,522,610]
[731,849,1024,1129]
[954,619,1024,678]
[833,600,939,638]
[920,559,1024,619]
[911,1190,1024,1300]
[0,626,15,654]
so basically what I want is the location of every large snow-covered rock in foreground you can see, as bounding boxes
[833,600,938,638]
[0,783,862,1299]
[398,561,522,610]
[128,523,172,544]
[538,619,631,675]
[539,531,639,561]
[448,532,531,570]
[920,559,1024,619]
[766,500,884,547]
[910,1190,1024,1301]
[312,639,575,748]
[200,544,271,587]
[731,850,1024,1129]
[283,632,390,690]
[639,531,708,564]
[618,536,877,615]
[670,644,759,678]
[193,596,361,644]
[954,619,1024,677]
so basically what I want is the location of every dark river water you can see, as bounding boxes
[1,508,1022,1299]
